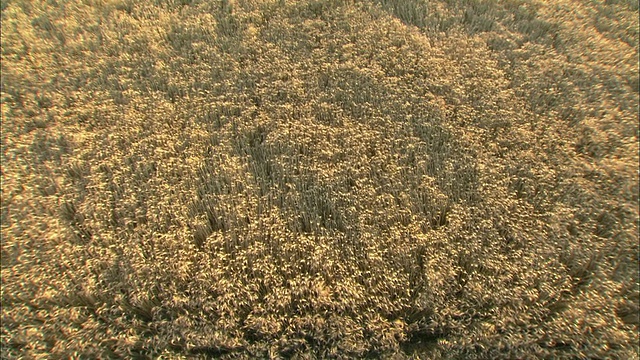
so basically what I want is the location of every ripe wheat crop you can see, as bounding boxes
[1,0,638,358]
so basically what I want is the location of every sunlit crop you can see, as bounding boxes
[1,0,638,358]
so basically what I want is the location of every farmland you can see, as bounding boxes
[1,0,638,358]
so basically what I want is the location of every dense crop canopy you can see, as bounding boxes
[1,0,638,358]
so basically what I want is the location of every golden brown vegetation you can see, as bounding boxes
[1,0,638,358]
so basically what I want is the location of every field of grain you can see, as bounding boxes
[1,0,638,358]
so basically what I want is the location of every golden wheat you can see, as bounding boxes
[1,0,638,358]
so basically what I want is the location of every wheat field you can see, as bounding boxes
[1,0,638,358]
